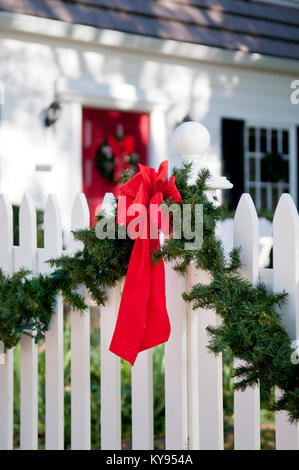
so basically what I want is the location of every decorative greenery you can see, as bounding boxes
[154,164,299,421]
[0,164,298,422]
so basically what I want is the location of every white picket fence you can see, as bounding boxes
[0,190,298,450]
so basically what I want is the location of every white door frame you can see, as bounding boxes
[55,78,171,201]
[244,120,297,208]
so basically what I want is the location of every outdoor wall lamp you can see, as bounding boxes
[44,100,62,127]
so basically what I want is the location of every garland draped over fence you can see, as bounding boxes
[0,164,298,421]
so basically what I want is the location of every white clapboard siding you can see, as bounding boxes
[132,349,154,450]
[100,283,122,450]
[164,261,188,450]
[14,194,38,450]
[0,194,14,449]
[193,268,224,450]
[234,194,261,450]
[273,194,299,450]
[70,194,91,450]
[38,195,64,450]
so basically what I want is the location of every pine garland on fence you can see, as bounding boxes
[0,164,298,421]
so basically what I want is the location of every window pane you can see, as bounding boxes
[249,157,255,181]
[249,186,256,203]
[248,128,256,152]
[282,130,289,155]
[261,187,267,210]
[272,187,278,209]
[271,129,278,153]
[283,160,289,183]
[260,128,267,153]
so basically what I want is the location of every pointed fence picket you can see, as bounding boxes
[185,264,224,450]
[273,194,299,450]
[233,194,261,450]
[186,265,200,450]
[192,267,224,450]
[0,190,298,450]
[14,194,39,450]
[38,194,64,450]
[70,194,91,450]
[164,262,188,450]
[131,349,154,450]
[0,194,13,450]
[100,283,122,450]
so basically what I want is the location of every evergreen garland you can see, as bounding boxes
[0,165,298,421]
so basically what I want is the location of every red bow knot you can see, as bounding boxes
[109,161,182,365]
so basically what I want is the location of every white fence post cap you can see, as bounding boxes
[173,121,233,190]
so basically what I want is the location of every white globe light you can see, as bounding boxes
[173,121,210,158]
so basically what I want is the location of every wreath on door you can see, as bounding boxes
[95,130,139,182]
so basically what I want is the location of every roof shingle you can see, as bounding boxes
[0,0,298,60]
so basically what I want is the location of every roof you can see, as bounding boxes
[0,0,299,61]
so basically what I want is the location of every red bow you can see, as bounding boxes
[109,161,182,365]
[107,135,135,182]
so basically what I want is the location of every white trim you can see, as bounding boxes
[55,78,170,113]
[0,11,299,75]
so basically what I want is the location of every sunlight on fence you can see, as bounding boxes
[0,188,298,450]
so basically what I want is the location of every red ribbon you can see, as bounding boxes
[109,161,182,365]
[107,135,135,182]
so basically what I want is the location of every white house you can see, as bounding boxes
[0,0,298,233]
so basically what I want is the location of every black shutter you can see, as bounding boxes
[221,118,245,209]
[297,126,299,208]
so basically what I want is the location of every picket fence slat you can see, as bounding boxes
[100,283,122,450]
[233,194,261,450]
[132,349,154,450]
[164,262,188,450]
[38,195,64,450]
[273,194,299,450]
[195,268,224,450]
[0,193,14,450]
[186,265,200,450]
[70,193,91,450]
[15,194,38,450]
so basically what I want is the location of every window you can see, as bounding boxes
[244,126,290,211]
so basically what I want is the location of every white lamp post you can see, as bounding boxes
[173,121,233,198]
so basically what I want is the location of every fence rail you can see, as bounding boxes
[0,191,298,450]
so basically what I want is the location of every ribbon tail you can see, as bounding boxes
[139,238,171,352]
[109,237,151,365]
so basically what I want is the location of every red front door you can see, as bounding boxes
[82,107,149,225]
